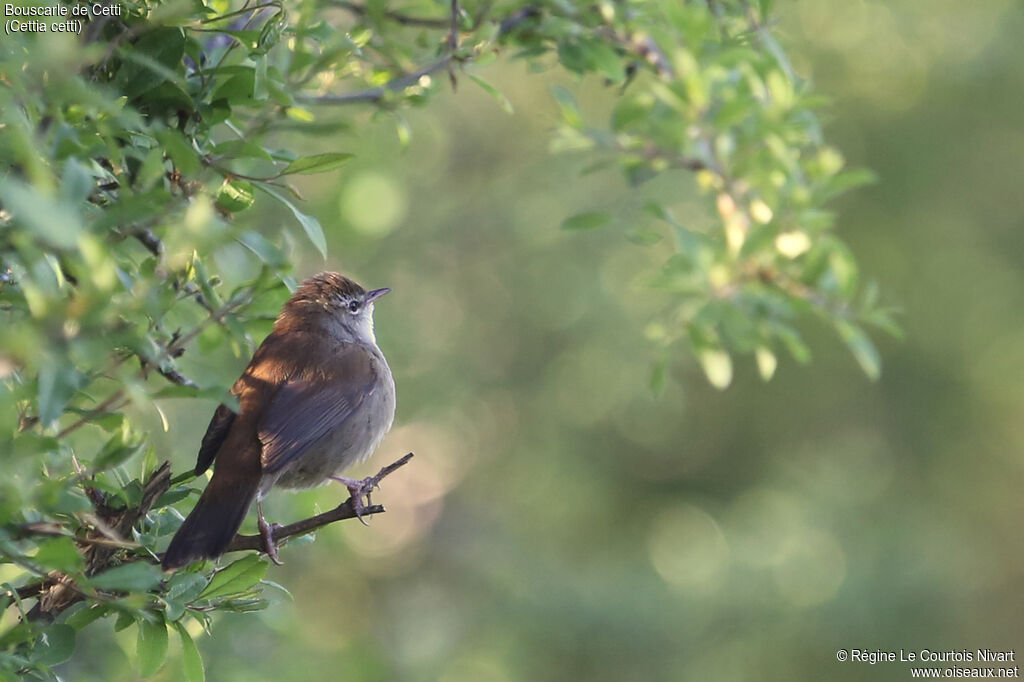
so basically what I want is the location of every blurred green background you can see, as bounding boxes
[64,0,1024,679]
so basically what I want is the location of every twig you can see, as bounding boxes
[331,0,449,28]
[298,57,454,104]
[154,366,199,388]
[224,453,414,553]
[198,1,281,25]
[132,228,164,257]
[300,5,540,106]
[448,0,460,50]
[56,391,126,440]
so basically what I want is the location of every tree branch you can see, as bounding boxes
[330,0,449,28]
[224,452,414,553]
[299,6,540,106]
[298,57,454,105]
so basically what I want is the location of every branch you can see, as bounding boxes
[225,452,414,553]
[299,6,540,106]
[132,228,164,257]
[298,57,454,105]
[330,0,449,28]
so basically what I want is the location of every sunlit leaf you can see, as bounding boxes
[698,349,733,390]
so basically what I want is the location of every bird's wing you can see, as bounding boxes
[193,403,237,475]
[258,343,378,475]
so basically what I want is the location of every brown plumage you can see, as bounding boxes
[161,272,395,569]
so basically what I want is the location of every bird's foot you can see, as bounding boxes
[258,514,284,566]
[330,474,382,526]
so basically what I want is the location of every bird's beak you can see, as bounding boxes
[365,287,391,303]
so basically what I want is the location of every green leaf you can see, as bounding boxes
[165,572,209,603]
[237,231,286,267]
[467,74,514,114]
[34,624,76,666]
[93,427,146,473]
[279,153,354,176]
[774,324,812,364]
[818,168,878,202]
[36,363,82,427]
[65,604,110,630]
[649,358,668,396]
[117,28,187,98]
[216,179,255,213]
[0,180,83,249]
[551,86,583,129]
[253,56,269,101]
[90,562,163,592]
[211,140,273,161]
[836,320,881,381]
[156,130,200,177]
[199,555,268,600]
[562,212,610,231]
[34,537,85,573]
[137,615,169,677]
[589,41,626,83]
[258,186,327,258]
[174,622,205,682]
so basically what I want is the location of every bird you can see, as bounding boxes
[161,272,396,569]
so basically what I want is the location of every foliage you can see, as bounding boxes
[0,0,889,677]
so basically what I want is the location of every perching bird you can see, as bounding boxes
[162,272,396,569]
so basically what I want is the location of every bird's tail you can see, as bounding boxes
[161,472,259,570]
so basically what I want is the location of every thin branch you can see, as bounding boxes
[56,392,126,440]
[132,228,164,258]
[497,6,540,34]
[330,0,449,28]
[448,0,460,50]
[198,1,281,25]
[298,56,453,104]
[300,5,540,106]
[224,452,414,553]
[154,366,199,388]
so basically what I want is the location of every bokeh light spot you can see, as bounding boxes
[339,172,407,236]
[648,504,729,595]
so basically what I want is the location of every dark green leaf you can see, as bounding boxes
[34,624,76,666]
[90,562,163,593]
[65,604,110,630]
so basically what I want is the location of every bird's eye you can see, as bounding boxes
[348,300,361,313]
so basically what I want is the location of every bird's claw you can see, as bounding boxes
[258,516,284,565]
[330,474,380,526]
